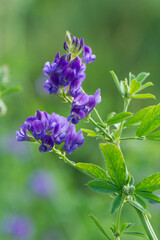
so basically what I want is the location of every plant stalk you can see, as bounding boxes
[136,209,158,240]
[115,198,124,240]
[89,116,113,141]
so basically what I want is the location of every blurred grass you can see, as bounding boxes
[0,0,160,239]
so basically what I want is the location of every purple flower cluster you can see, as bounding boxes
[43,53,86,97]
[16,110,84,154]
[43,32,101,124]
[17,32,101,155]
[43,33,96,98]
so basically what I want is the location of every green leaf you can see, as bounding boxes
[76,163,111,181]
[129,72,136,84]
[81,129,98,137]
[130,79,141,95]
[129,175,134,186]
[129,200,151,217]
[138,82,153,92]
[90,214,111,240]
[107,112,132,125]
[110,194,122,214]
[124,106,152,127]
[88,179,119,194]
[135,173,160,192]
[106,112,116,121]
[100,143,128,188]
[110,71,122,95]
[0,86,21,97]
[120,222,134,233]
[136,72,150,83]
[123,231,147,238]
[146,131,160,141]
[136,191,160,203]
[136,103,160,137]
[131,93,155,99]
[134,195,146,209]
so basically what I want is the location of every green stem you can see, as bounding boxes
[120,137,144,141]
[116,98,131,146]
[136,210,158,240]
[93,107,104,125]
[89,116,113,141]
[52,148,94,179]
[115,197,124,240]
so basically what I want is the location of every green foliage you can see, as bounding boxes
[90,214,111,240]
[100,143,128,188]
[129,200,151,217]
[120,222,134,233]
[132,93,155,99]
[110,194,122,214]
[136,72,150,83]
[135,173,160,192]
[88,179,119,194]
[146,131,160,140]
[106,112,132,125]
[136,104,160,137]
[130,79,141,95]
[124,106,152,127]
[0,65,20,116]
[81,128,98,137]
[123,231,147,238]
[0,86,21,97]
[134,195,147,209]
[136,192,160,203]
[76,163,111,181]
[110,71,122,95]
[131,93,155,99]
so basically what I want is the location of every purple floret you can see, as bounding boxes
[16,125,31,141]
[64,124,84,154]
[39,135,54,152]
[68,89,101,124]
[82,46,96,64]
[44,73,60,94]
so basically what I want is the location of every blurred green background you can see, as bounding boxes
[0,0,160,239]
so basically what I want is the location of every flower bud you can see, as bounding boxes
[63,41,69,52]
[65,31,72,45]
[72,36,76,45]
[78,38,84,51]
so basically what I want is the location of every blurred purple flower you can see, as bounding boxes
[2,215,33,239]
[29,169,56,197]
[0,132,31,158]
